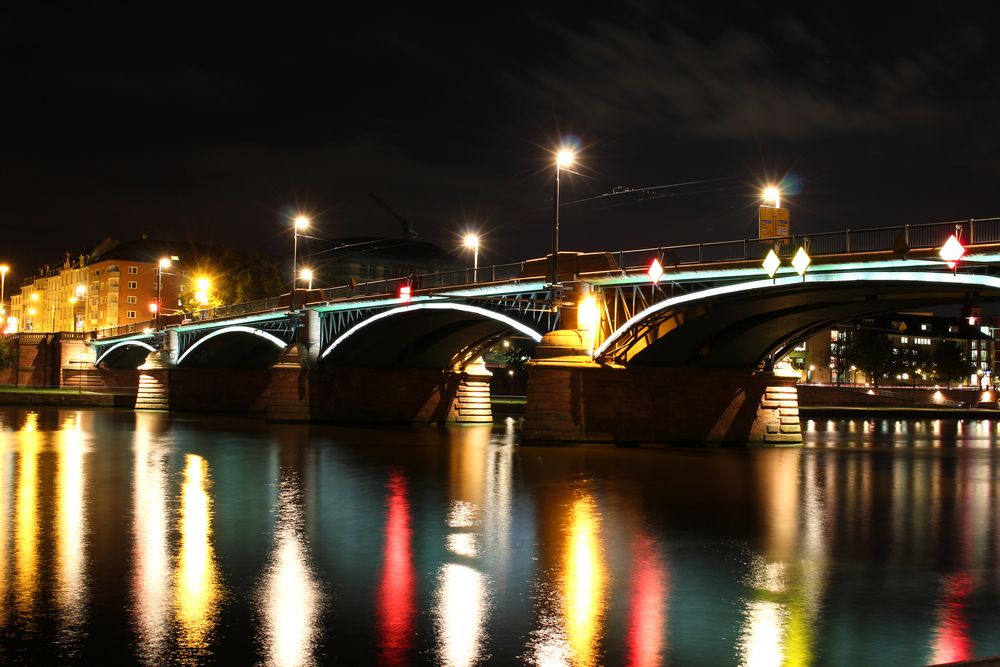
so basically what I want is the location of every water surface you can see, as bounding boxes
[1,408,999,665]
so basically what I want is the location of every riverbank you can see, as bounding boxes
[0,387,133,408]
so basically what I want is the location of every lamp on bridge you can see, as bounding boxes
[0,264,8,318]
[551,146,577,301]
[463,234,480,283]
[157,257,172,330]
[301,268,314,291]
[762,185,781,209]
[291,214,310,311]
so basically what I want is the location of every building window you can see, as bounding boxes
[126,296,137,304]
[921,324,930,331]
[127,281,137,289]
[126,310,136,319]
[108,278,119,289]
[128,266,138,274]
[900,337,909,344]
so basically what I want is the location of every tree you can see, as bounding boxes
[0,337,15,371]
[931,339,970,388]
[845,329,893,389]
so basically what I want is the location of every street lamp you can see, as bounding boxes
[301,268,314,291]
[291,215,309,311]
[463,234,480,283]
[195,277,211,306]
[762,185,781,209]
[552,147,576,297]
[0,264,8,313]
[157,257,172,329]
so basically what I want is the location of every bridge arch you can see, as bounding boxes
[320,302,544,369]
[176,325,288,368]
[595,271,1000,368]
[94,340,157,369]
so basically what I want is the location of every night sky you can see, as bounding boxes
[3,3,999,288]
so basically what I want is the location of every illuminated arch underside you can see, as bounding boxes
[321,302,544,369]
[176,325,287,368]
[596,271,1000,368]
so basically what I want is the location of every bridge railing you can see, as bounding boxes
[608,217,1000,273]
[90,216,1000,339]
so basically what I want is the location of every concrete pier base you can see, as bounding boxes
[451,357,493,424]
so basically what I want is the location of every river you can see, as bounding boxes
[0,407,999,665]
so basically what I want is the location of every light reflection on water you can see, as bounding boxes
[1,410,1000,664]
[257,474,323,667]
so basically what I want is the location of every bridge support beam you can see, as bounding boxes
[522,331,801,446]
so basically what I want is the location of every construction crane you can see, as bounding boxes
[368,192,418,239]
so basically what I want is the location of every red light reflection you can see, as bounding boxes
[378,470,416,666]
[930,572,974,665]
[627,533,668,667]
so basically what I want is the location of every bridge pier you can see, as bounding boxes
[522,331,801,446]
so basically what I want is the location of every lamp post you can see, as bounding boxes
[463,234,480,283]
[0,264,8,313]
[291,215,309,311]
[157,257,172,329]
[552,147,576,298]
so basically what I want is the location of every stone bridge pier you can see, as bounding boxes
[521,329,801,446]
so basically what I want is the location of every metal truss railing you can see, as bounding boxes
[87,216,1000,343]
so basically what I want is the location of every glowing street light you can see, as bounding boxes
[463,234,480,282]
[301,268,314,290]
[762,185,781,209]
[291,215,309,311]
[195,277,210,306]
[551,146,577,298]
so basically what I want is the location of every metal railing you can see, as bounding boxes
[88,216,1000,340]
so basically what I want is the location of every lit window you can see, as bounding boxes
[900,337,908,344]
[921,324,929,331]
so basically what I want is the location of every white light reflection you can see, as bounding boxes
[131,412,171,663]
[435,499,488,667]
[258,476,322,667]
[435,562,487,667]
[54,412,88,645]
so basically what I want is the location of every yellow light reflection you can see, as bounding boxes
[259,477,322,667]
[563,493,606,667]
[132,414,171,662]
[55,413,87,639]
[0,424,13,626]
[14,411,40,619]
[174,454,221,657]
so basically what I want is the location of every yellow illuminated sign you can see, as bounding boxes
[759,206,790,239]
